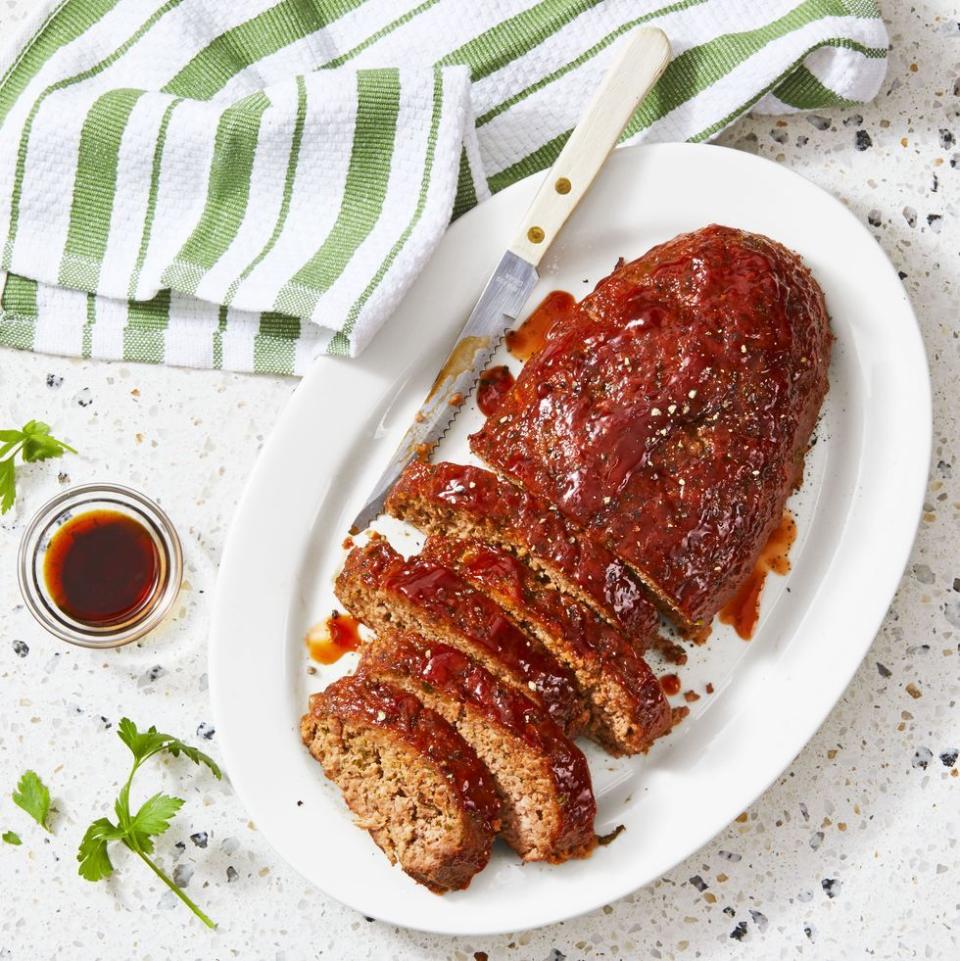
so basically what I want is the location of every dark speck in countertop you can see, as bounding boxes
[855,129,872,150]
[12,640,28,657]
[196,721,215,740]
[729,921,748,940]
[821,877,842,899]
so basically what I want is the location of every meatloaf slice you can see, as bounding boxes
[359,630,596,862]
[386,460,658,650]
[470,225,831,628]
[335,538,587,735]
[422,536,671,755]
[301,675,500,893]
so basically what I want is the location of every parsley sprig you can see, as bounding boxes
[77,718,222,928]
[13,770,51,830]
[0,420,76,514]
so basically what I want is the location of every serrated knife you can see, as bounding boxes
[350,27,671,534]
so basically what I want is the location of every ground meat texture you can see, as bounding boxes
[358,631,596,863]
[421,536,671,756]
[301,675,500,894]
[470,225,831,627]
[335,538,587,735]
[386,460,658,650]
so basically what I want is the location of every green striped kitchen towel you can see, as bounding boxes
[0,0,887,375]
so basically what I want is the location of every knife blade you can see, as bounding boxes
[349,249,537,534]
[348,27,671,533]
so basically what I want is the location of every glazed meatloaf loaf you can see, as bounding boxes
[421,535,671,755]
[358,630,596,862]
[386,460,659,650]
[335,538,587,735]
[301,674,500,893]
[470,224,831,628]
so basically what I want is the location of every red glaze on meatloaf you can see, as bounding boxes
[421,535,671,755]
[470,225,831,626]
[335,538,586,734]
[301,675,500,893]
[359,631,596,862]
[386,460,658,649]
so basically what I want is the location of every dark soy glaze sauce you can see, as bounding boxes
[44,510,160,626]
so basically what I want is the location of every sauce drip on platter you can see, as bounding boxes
[506,290,577,361]
[306,611,363,664]
[718,512,797,640]
[477,365,515,417]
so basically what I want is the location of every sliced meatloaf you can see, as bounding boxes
[335,538,587,735]
[301,675,500,893]
[359,630,596,862]
[386,459,658,649]
[470,225,831,628]
[421,535,672,756]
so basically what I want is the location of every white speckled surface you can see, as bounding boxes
[1,2,957,957]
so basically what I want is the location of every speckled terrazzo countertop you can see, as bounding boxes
[1,2,958,959]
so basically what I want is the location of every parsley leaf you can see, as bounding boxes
[77,819,123,881]
[0,420,76,514]
[2,831,21,846]
[77,718,221,928]
[13,770,51,830]
[0,459,14,514]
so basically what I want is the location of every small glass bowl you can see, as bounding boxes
[18,483,183,648]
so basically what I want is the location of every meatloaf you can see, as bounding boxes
[335,538,587,735]
[421,535,671,755]
[300,674,500,893]
[358,630,596,862]
[470,224,831,627]
[386,459,658,649]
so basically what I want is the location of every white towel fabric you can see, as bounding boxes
[0,0,888,374]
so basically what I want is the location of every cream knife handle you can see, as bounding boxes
[508,27,671,267]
